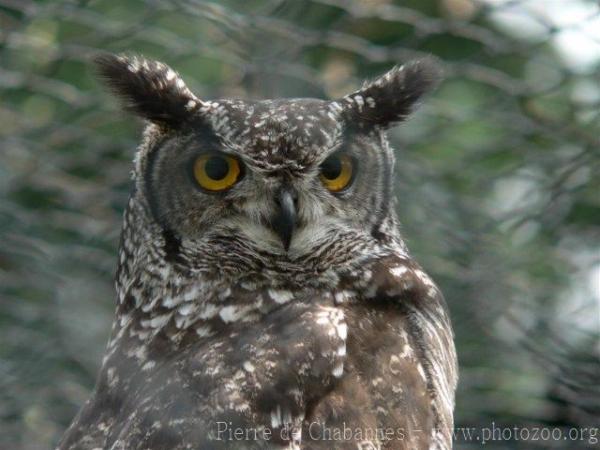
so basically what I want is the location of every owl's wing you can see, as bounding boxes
[58,297,347,450]
[152,299,347,449]
[303,255,458,450]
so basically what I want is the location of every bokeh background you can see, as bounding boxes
[1,0,599,448]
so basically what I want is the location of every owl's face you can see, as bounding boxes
[144,98,394,257]
[97,55,439,265]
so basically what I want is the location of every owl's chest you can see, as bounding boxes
[94,263,441,449]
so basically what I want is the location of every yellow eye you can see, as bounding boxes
[193,154,241,192]
[319,154,354,192]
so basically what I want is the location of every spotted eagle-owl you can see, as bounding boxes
[57,54,457,450]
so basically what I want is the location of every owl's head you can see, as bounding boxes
[97,54,440,272]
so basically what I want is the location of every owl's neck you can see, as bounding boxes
[107,191,407,348]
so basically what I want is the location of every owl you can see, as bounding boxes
[57,54,457,450]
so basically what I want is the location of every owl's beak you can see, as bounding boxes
[271,188,297,251]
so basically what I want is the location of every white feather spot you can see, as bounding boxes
[268,289,294,304]
[271,405,282,428]
[315,312,330,325]
[390,355,401,374]
[332,362,344,378]
[336,322,348,340]
[165,69,176,81]
[142,313,171,329]
[354,95,365,109]
[142,360,156,371]
[390,265,409,277]
[399,343,413,359]
[177,303,197,316]
[334,290,350,304]
[219,305,241,323]
[417,363,427,381]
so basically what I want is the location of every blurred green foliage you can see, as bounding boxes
[1,0,598,448]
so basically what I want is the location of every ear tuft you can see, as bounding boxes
[340,58,442,129]
[94,53,203,127]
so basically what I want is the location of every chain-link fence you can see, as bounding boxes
[1,0,599,448]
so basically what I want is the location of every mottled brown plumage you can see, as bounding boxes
[58,54,457,450]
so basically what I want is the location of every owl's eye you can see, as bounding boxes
[193,154,242,192]
[319,154,354,192]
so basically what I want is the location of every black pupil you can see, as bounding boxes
[321,156,342,180]
[205,156,230,180]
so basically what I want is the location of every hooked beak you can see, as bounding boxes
[271,188,297,251]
